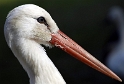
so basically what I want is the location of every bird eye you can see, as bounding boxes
[37,16,48,26]
[37,16,45,23]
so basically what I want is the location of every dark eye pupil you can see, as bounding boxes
[37,16,48,26]
[37,16,45,23]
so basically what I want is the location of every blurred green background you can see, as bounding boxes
[0,0,124,84]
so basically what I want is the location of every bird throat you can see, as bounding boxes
[11,38,66,84]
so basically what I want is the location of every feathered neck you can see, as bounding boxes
[10,38,66,84]
[116,17,124,47]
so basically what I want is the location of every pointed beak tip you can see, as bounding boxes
[50,30,122,82]
[116,77,122,82]
[119,79,122,82]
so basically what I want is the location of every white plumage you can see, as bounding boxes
[4,4,122,84]
[4,4,66,84]
[105,7,124,79]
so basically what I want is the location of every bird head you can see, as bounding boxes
[4,4,59,47]
[4,4,122,82]
[105,6,124,25]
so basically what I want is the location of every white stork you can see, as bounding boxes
[105,6,124,79]
[4,4,121,84]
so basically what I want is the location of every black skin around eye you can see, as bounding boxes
[37,16,45,23]
[37,16,48,26]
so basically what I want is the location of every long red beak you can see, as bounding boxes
[50,30,122,82]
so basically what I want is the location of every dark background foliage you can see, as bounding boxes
[0,0,124,84]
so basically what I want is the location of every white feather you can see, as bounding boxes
[106,7,124,79]
[4,4,66,84]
